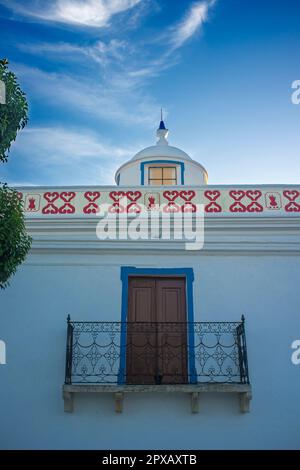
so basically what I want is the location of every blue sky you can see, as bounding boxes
[0,0,299,186]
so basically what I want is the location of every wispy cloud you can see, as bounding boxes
[9,126,136,185]
[1,1,219,186]
[18,39,130,67]
[20,38,179,84]
[6,1,218,151]
[170,0,216,50]
[13,63,159,126]
[17,3,216,91]
[123,1,216,79]
[1,0,142,27]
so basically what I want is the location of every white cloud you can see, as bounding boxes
[19,39,129,67]
[170,0,216,49]
[124,1,216,79]
[13,63,159,126]
[1,0,142,27]
[15,1,217,91]
[10,126,136,185]
[21,127,132,161]
[6,1,218,145]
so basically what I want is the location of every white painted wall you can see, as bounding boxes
[0,250,299,449]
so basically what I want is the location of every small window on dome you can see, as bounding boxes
[148,166,177,186]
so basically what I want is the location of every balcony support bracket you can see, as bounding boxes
[239,391,252,413]
[63,390,74,413]
[191,392,199,413]
[115,392,124,413]
[63,384,252,414]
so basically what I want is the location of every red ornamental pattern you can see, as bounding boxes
[28,198,36,211]
[163,190,196,213]
[42,191,76,214]
[204,190,222,213]
[109,191,142,213]
[83,191,101,214]
[283,190,300,212]
[24,188,300,216]
[265,193,281,210]
[42,192,59,214]
[229,190,263,213]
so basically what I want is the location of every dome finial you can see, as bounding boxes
[159,108,166,130]
[157,108,169,145]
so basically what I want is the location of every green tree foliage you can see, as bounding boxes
[0,59,31,289]
[0,185,31,289]
[0,58,28,163]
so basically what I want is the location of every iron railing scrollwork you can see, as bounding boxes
[64,317,250,385]
[236,315,250,384]
[65,314,74,385]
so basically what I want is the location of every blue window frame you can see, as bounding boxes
[140,160,185,185]
[118,266,196,384]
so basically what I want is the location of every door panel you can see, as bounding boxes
[126,278,156,384]
[156,279,187,384]
[126,277,188,384]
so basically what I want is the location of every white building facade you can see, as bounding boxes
[0,120,300,449]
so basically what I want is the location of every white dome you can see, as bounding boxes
[115,118,208,185]
[131,144,192,162]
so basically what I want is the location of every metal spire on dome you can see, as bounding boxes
[156,108,169,145]
[159,108,166,129]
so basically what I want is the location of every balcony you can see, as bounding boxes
[63,317,252,414]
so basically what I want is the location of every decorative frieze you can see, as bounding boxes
[17,186,300,217]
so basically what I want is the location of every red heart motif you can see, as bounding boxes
[127,203,141,213]
[285,202,300,212]
[204,190,220,202]
[126,191,141,202]
[163,190,179,202]
[163,203,180,213]
[283,190,300,201]
[246,190,262,201]
[182,203,196,213]
[109,203,125,213]
[110,191,125,202]
[229,190,246,201]
[85,191,100,202]
[180,190,196,202]
[44,192,59,203]
[60,192,76,203]
[83,203,99,214]
[205,202,222,213]
[247,202,263,212]
[59,204,75,214]
[179,190,196,202]
[42,205,59,215]
[230,202,247,212]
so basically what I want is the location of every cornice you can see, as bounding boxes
[25,216,300,254]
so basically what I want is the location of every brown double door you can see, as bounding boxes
[126,277,188,384]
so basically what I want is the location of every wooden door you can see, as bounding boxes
[156,279,188,384]
[126,277,187,384]
[126,277,156,384]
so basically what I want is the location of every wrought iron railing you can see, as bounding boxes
[65,316,249,385]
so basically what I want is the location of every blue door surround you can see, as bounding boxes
[140,160,185,185]
[118,267,197,384]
